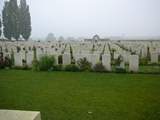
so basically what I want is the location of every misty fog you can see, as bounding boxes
[1,0,160,39]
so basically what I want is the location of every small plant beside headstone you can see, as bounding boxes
[77,57,92,71]
[93,62,106,72]
[115,55,126,73]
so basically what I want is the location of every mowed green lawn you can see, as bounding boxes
[0,70,160,120]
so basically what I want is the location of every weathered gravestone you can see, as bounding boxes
[120,61,125,69]
[53,54,59,65]
[74,54,85,63]
[0,110,41,120]
[26,51,34,67]
[114,53,119,60]
[129,55,139,72]
[86,54,100,67]
[151,52,159,63]
[62,53,71,65]
[14,52,23,66]
[102,54,111,71]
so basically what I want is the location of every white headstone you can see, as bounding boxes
[114,53,119,59]
[151,52,158,63]
[102,54,111,71]
[62,53,71,65]
[129,55,139,72]
[120,61,125,69]
[87,54,99,67]
[0,110,41,120]
[74,54,83,62]
[53,54,59,65]
[26,51,34,67]
[14,53,23,66]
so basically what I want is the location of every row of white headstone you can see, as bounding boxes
[13,52,139,72]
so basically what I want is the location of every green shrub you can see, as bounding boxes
[71,58,76,64]
[0,52,4,69]
[5,48,8,52]
[0,53,13,69]
[65,64,80,72]
[140,57,148,65]
[33,46,37,60]
[149,63,159,66]
[70,45,75,64]
[77,58,92,71]
[93,62,106,72]
[13,66,29,70]
[115,55,123,66]
[38,55,55,71]
[22,59,27,68]
[91,44,96,53]
[147,46,151,61]
[53,64,63,71]
[4,56,12,68]
[111,48,116,61]
[32,60,39,71]
[115,66,126,73]
[58,55,63,64]
[11,50,14,66]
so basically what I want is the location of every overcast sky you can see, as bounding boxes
[1,0,160,39]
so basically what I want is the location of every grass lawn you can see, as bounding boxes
[139,65,160,73]
[0,70,160,120]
